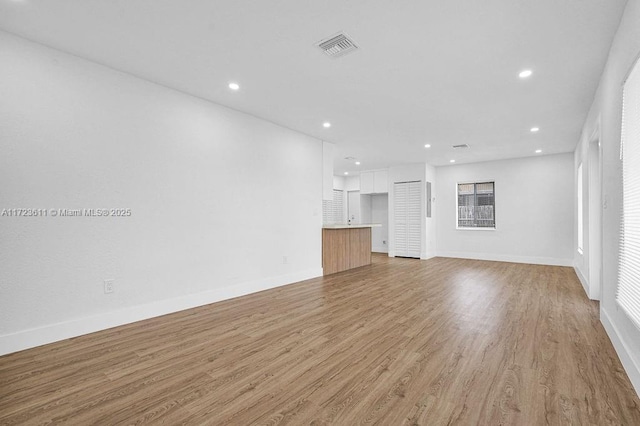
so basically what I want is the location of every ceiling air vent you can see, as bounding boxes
[317,33,359,58]
[453,144,470,149]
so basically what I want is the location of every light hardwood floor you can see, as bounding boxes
[1,255,639,425]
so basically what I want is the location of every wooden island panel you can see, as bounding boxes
[348,227,372,269]
[322,227,372,275]
[322,229,349,275]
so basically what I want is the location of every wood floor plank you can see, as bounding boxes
[1,255,639,425]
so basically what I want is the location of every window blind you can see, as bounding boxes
[322,189,344,224]
[618,56,640,330]
[332,189,344,223]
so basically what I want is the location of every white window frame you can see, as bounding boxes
[456,181,496,231]
[617,53,640,331]
[577,162,584,254]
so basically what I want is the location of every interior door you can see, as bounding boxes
[394,181,421,258]
[348,190,361,224]
[394,182,408,256]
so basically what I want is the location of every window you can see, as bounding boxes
[457,182,495,228]
[322,189,344,224]
[577,163,584,253]
[618,56,640,330]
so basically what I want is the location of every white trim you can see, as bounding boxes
[587,129,602,301]
[420,251,436,260]
[436,251,572,267]
[577,162,584,252]
[601,308,640,397]
[456,227,496,231]
[574,265,589,298]
[372,246,388,253]
[0,268,322,356]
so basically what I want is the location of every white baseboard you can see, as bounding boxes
[601,307,640,397]
[574,265,590,299]
[436,251,573,267]
[372,246,388,253]
[0,268,322,356]
[420,251,436,260]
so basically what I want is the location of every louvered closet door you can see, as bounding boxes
[394,183,408,256]
[406,181,422,257]
[394,181,421,258]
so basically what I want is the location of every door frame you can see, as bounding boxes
[587,124,602,300]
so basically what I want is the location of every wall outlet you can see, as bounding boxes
[282,256,288,264]
[104,279,114,294]
[383,240,387,245]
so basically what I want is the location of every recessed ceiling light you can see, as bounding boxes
[424,144,431,148]
[355,161,361,165]
[535,149,542,154]
[344,171,349,175]
[519,70,533,79]
[323,122,331,128]
[450,159,456,163]
[228,82,240,90]
[530,127,540,132]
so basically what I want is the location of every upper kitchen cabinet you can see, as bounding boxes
[374,170,388,193]
[360,171,374,194]
[360,170,388,194]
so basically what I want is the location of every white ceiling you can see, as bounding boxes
[0,0,627,174]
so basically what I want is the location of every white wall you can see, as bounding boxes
[424,164,437,259]
[360,194,372,224]
[322,142,334,200]
[0,31,323,355]
[436,154,574,266]
[574,0,640,395]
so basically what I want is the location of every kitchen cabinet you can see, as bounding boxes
[360,170,388,194]
[374,170,388,193]
[360,171,375,194]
